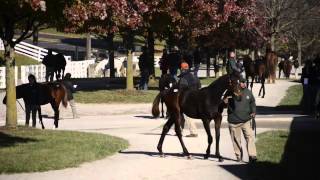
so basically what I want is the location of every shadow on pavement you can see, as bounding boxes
[119,150,235,162]
[220,116,320,180]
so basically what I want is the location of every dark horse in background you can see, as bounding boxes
[243,55,267,98]
[43,52,67,81]
[3,82,68,129]
[152,74,241,161]
[266,48,278,83]
[158,74,177,118]
[278,59,292,79]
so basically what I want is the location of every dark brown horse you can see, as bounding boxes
[152,73,241,161]
[266,49,278,83]
[243,55,267,98]
[158,74,177,118]
[278,60,292,79]
[3,82,68,129]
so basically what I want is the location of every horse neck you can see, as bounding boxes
[207,75,230,97]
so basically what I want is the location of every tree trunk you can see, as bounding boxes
[147,28,155,75]
[271,34,276,51]
[106,33,115,78]
[297,39,302,65]
[86,34,91,60]
[4,41,17,128]
[32,25,39,45]
[126,50,134,90]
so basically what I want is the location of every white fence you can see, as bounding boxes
[0,39,71,61]
[0,67,18,89]
[20,60,95,84]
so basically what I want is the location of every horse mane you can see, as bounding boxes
[207,74,230,89]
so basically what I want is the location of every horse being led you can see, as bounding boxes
[54,53,67,80]
[152,73,241,161]
[3,82,68,129]
[243,55,267,98]
[158,74,177,118]
[278,59,292,79]
[265,47,278,83]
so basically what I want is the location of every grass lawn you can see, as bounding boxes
[75,89,159,104]
[0,127,128,173]
[278,84,303,106]
[256,131,288,163]
[0,51,40,66]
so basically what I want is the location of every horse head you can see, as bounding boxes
[228,72,241,95]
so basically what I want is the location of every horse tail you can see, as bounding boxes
[152,93,161,118]
[61,83,68,108]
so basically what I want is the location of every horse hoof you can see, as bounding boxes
[187,155,193,160]
[204,155,209,159]
[159,154,165,158]
[218,158,224,162]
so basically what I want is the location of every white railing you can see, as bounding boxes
[0,39,72,61]
[0,67,18,89]
[19,59,95,84]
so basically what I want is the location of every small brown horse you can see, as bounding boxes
[243,56,267,98]
[152,74,241,161]
[3,82,68,129]
[266,49,278,83]
[278,60,292,79]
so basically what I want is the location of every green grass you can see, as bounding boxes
[0,51,40,66]
[256,131,288,163]
[75,90,159,104]
[278,84,303,106]
[0,127,128,173]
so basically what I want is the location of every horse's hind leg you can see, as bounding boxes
[51,101,59,128]
[157,118,174,157]
[214,115,224,162]
[174,114,190,158]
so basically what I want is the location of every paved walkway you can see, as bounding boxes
[0,80,303,180]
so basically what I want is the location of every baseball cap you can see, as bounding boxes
[180,62,189,69]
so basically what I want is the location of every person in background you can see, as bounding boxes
[223,77,257,163]
[25,74,41,127]
[193,47,201,77]
[168,46,181,80]
[62,73,79,119]
[227,51,241,75]
[178,62,201,137]
[159,49,169,76]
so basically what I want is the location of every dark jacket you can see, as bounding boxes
[63,80,75,100]
[178,70,201,90]
[227,88,256,124]
[26,83,40,105]
[227,58,241,75]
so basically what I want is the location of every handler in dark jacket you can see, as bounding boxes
[25,74,41,127]
[223,76,257,163]
[62,73,79,119]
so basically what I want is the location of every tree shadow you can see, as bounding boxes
[0,132,38,148]
[220,116,320,179]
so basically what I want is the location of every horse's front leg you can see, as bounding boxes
[157,118,174,157]
[203,119,213,159]
[174,114,190,158]
[214,115,224,162]
[38,106,45,129]
[160,98,164,118]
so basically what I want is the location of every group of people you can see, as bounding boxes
[24,73,79,128]
[158,48,258,163]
